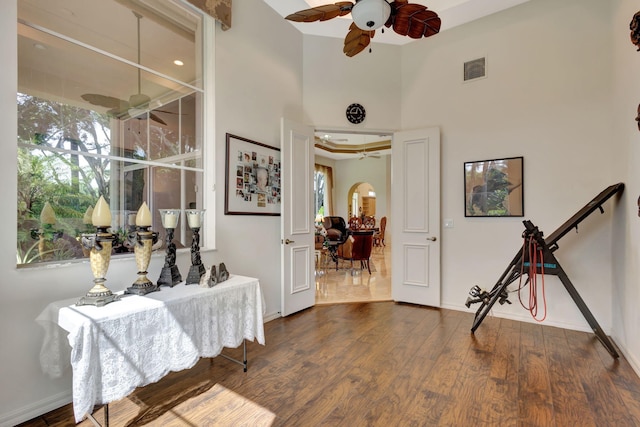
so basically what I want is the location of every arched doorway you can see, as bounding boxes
[347,182,376,219]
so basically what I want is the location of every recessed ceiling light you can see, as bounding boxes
[173,60,184,66]
[33,43,46,50]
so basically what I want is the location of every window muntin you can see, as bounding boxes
[17,0,204,267]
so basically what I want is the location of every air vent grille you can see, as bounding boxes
[464,57,486,81]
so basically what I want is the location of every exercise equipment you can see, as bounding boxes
[465,183,624,358]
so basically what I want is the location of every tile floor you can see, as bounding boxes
[315,243,391,304]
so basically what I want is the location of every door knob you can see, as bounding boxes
[284,239,295,244]
[427,236,437,241]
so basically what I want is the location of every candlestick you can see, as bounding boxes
[30,202,60,261]
[185,209,206,285]
[158,209,182,287]
[124,215,159,296]
[78,196,119,306]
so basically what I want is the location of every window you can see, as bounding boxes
[314,164,333,221]
[17,0,205,266]
[314,170,326,220]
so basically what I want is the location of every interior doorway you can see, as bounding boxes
[313,131,392,305]
[348,182,376,219]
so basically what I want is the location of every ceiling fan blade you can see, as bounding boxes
[81,94,129,111]
[386,2,441,39]
[344,23,375,57]
[149,112,167,126]
[285,2,354,22]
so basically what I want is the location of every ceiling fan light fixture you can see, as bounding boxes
[351,0,391,30]
[129,93,150,108]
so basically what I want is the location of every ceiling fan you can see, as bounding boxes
[317,134,349,144]
[285,0,441,57]
[359,148,381,159]
[81,11,169,125]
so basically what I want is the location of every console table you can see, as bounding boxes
[36,275,265,424]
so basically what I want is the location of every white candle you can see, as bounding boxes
[92,196,112,227]
[136,202,152,227]
[40,202,57,225]
[127,212,137,226]
[164,212,178,228]
[187,211,201,228]
[82,206,94,225]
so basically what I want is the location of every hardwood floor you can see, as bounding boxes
[20,301,640,426]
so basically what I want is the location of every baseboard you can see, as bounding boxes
[612,335,640,378]
[0,390,71,427]
[263,311,281,323]
[440,302,595,334]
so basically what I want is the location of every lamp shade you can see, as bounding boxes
[351,0,391,30]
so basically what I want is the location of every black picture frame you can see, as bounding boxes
[464,156,524,217]
[224,133,281,216]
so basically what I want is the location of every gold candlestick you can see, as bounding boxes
[77,196,119,307]
[124,226,159,295]
[78,227,119,306]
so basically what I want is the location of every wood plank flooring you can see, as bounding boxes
[19,302,640,426]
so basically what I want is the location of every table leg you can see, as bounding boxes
[219,340,248,372]
[86,403,108,427]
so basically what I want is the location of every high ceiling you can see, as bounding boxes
[264,0,530,45]
[264,0,530,159]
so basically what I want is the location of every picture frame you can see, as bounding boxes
[224,133,281,216]
[464,156,524,217]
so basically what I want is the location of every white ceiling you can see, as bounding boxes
[264,0,530,159]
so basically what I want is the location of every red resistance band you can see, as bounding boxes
[518,235,547,322]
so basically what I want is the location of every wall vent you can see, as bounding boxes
[464,57,486,81]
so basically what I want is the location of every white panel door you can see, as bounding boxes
[280,118,315,316]
[391,127,441,306]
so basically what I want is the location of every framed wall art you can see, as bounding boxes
[464,156,524,217]
[225,133,281,216]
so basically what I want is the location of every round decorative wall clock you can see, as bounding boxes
[346,103,366,124]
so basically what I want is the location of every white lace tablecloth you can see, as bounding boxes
[36,275,265,423]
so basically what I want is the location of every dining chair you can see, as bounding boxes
[373,216,387,247]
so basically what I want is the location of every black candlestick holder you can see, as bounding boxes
[158,227,182,286]
[186,226,205,284]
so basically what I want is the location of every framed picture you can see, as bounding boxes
[225,133,281,216]
[464,156,524,217]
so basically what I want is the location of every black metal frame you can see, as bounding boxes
[465,183,624,358]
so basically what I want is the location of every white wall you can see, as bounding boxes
[302,35,402,132]
[611,0,640,373]
[213,2,303,320]
[401,0,621,332]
